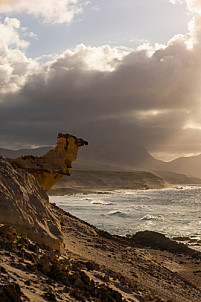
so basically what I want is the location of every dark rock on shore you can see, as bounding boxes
[130,231,201,256]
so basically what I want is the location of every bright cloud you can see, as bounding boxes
[48,44,130,74]
[187,0,201,11]
[0,17,28,48]
[169,0,184,4]
[0,0,86,24]
[170,0,201,11]
[0,17,38,95]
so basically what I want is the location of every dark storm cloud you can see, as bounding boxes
[2,18,201,157]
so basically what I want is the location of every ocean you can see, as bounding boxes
[49,186,201,251]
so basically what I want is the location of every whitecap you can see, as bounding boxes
[141,214,161,221]
[107,210,128,217]
[90,200,115,205]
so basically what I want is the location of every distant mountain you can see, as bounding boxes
[152,170,201,185]
[1,142,201,181]
[0,146,52,159]
[166,154,201,178]
[76,141,164,170]
[0,141,164,170]
[76,141,201,179]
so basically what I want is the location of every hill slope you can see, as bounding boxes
[166,154,201,178]
[76,141,164,170]
[0,146,51,158]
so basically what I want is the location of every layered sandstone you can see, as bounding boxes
[0,156,63,251]
[10,133,88,192]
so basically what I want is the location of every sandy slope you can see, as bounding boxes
[55,206,201,302]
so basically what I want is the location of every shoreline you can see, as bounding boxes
[49,186,201,253]
[49,183,201,196]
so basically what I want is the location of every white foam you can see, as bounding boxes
[141,215,158,221]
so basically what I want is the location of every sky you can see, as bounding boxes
[1,0,201,160]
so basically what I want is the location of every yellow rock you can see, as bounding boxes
[11,133,88,192]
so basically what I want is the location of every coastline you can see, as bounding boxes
[49,184,172,196]
[49,186,201,253]
[49,170,166,196]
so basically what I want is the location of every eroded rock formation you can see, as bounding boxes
[10,133,88,192]
[0,156,63,251]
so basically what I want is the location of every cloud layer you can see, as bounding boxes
[2,11,201,159]
[187,0,201,10]
[0,0,85,24]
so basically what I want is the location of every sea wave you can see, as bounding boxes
[90,200,115,205]
[107,210,129,217]
[141,214,163,221]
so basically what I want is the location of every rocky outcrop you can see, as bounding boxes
[0,156,63,251]
[10,133,88,192]
[0,225,125,302]
[130,231,198,255]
